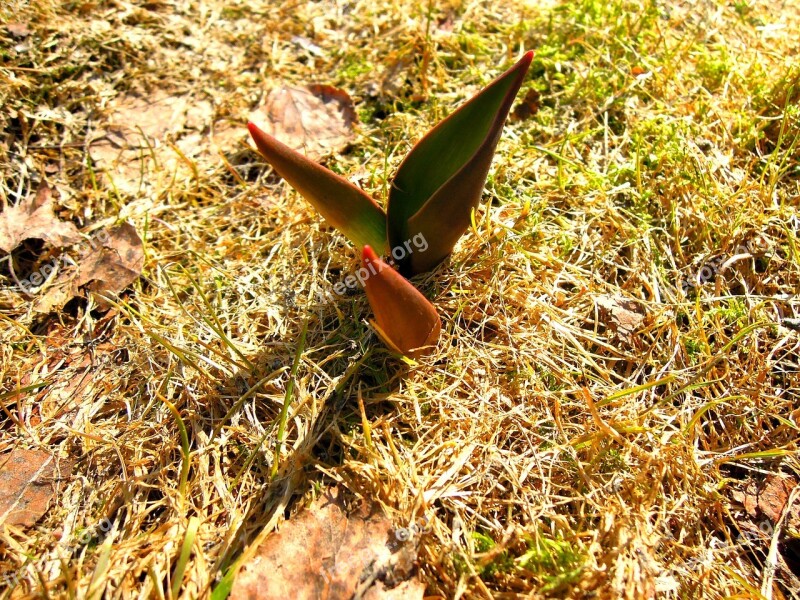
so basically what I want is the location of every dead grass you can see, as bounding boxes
[1,0,799,598]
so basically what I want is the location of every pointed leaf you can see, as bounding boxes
[387,51,533,274]
[361,245,440,358]
[248,122,388,252]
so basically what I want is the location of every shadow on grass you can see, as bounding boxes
[205,309,414,585]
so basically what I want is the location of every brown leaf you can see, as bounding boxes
[512,88,541,121]
[89,91,201,193]
[366,57,412,99]
[231,487,423,600]
[31,274,79,314]
[731,475,800,527]
[7,22,31,39]
[757,475,797,524]
[33,223,144,313]
[88,128,147,194]
[249,84,357,161]
[76,223,144,306]
[0,183,81,253]
[731,482,759,518]
[0,449,72,527]
[112,91,188,141]
[595,295,648,345]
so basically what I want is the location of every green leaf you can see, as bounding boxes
[387,51,533,275]
[248,122,388,252]
[361,245,440,358]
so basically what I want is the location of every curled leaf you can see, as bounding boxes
[361,245,440,358]
[249,84,357,160]
[388,51,533,275]
[0,183,81,254]
[248,122,387,252]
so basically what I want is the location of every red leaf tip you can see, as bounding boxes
[362,245,379,266]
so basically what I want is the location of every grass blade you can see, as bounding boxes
[170,517,200,599]
[271,320,308,479]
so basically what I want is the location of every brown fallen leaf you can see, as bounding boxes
[7,22,31,39]
[89,91,210,194]
[365,57,413,100]
[512,88,541,121]
[231,487,424,600]
[595,295,648,346]
[88,127,149,195]
[732,475,799,526]
[758,475,797,524]
[111,91,188,143]
[33,222,144,313]
[76,223,144,297]
[0,449,72,527]
[0,183,81,253]
[729,475,800,598]
[249,84,357,161]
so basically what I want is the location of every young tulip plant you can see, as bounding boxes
[248,51,533,358]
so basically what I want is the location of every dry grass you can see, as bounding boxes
[1,0,799,598]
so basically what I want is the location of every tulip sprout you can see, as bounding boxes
[248,51,533,357]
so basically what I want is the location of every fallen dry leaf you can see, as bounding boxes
[758,475,797,524]
[7,22,31,39]
[33,222,144,313]
[0,449,72,527]
[732,475,799,525]
[512,88,541,121]
[595,295,648,345]
[89,91,186,193]
[731,482,759,518]
[89,91,215,194]
[231,487,424,600]
[0,183,81,253]
[110,91,188,142]
[729,475,800,596]
[76,222,145,307]
[249,84,357,160]
[366,56,418,101]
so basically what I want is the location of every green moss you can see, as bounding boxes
[684,337,705,364]
[519,533,587,593]
[709,298,748,327]
[338,55,374,81]
[598,446,629,473]
[695,45,732,91]
[472,531,515,577]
